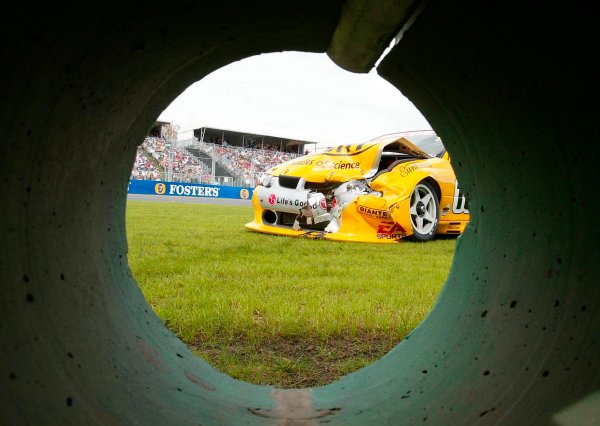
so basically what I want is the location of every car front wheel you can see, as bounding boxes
[409,181,439,241]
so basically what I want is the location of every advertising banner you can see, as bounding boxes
[128,180,253,200]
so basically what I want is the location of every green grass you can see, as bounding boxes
[126,200,456,387]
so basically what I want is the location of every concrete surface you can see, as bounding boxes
[0,1,597,424]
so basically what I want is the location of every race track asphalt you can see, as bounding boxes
[127,193,253,207]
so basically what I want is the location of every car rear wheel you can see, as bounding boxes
[409,181,439,241]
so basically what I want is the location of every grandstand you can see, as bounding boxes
[184,147,232,179]
[193,126,317,154]
[130,123,311,186]
[131,147,162,181]
[195,141,297,182]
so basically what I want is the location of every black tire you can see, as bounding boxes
[409,181,440,242]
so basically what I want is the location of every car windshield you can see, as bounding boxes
[370,131,445,158]
[409,134,445,157]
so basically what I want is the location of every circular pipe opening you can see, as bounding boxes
[127,52,457,390]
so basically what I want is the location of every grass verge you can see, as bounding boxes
[126,200,455,387]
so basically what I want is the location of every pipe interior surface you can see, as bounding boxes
[1,1,598,425]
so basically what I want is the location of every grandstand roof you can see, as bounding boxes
[192,126,318,153]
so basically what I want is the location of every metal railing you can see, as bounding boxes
[186,138,301,182]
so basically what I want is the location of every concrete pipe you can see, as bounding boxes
[0,1,597,424]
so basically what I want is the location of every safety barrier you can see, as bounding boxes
[128,180,253,200]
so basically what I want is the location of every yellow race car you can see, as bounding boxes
[245,131,470,243]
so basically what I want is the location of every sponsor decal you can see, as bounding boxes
[397,162,432,177]
[452,180,470,214]
[289,158,314,166]
[441,204,451,216]
[357,205,391,219]
[376,221,407,240]
[276,196,309,207]
[167,184,220,197]
[266,193,319,209]
[314,160,361,170]
[240,189,250,199]
[154,183,167,195]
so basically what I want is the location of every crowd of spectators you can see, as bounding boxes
[130,136,301,186]
[136,137,208,183]
[201,143,298,184]
[130,147,162,181]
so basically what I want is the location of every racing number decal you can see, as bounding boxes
[452,180,469,214]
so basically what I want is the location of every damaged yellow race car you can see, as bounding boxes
[245,131,470,243]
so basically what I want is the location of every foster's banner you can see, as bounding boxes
[128,180,253,200]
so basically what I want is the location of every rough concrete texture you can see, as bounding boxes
[1,1,598,425]
[327,0,420,72]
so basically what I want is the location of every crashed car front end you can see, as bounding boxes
[245,138,419,243]
[247,176,411,243]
